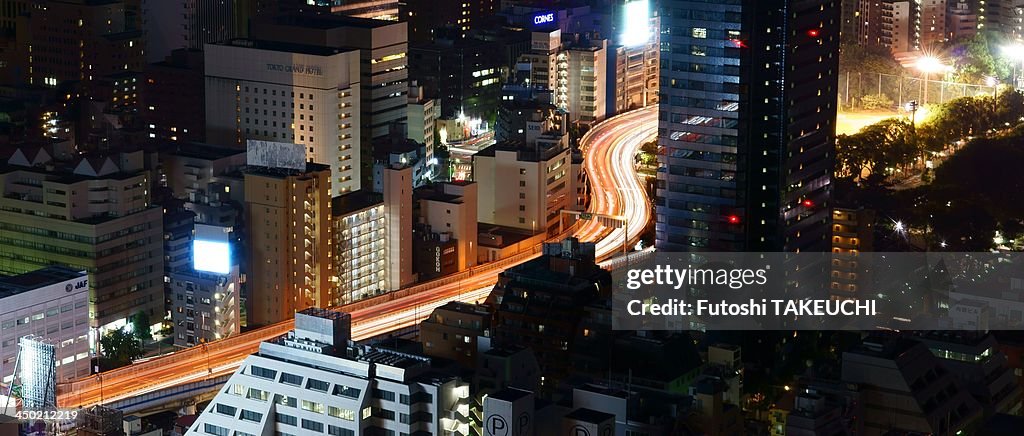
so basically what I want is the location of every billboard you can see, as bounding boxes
[246,140,306,171]
[193,224,232,274]
[19,336,57,409]
[620,0,651,47]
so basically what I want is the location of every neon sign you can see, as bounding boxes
[533,12,555,25]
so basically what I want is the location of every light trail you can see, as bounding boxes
[55,107,659,409]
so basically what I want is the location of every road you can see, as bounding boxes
[55,107,658,409]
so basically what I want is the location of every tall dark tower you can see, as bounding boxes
[655,0,838,252]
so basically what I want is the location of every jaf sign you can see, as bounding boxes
[532,12,555,26]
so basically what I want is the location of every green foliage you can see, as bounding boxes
[836,118,916,179]
[860,93,895,110]
[947,32,1012,84]
[839,43,902,75]
[131,310,152,341]
[100,328,143,367]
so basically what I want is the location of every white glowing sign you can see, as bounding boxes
[621,0,651,47]
[533,12,555,25]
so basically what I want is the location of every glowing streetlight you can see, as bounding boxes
[893,220,906,234]
[1002,43,1024,89]
[915,56,947,105]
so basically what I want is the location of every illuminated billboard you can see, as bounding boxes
[621,0,651,47]
[532,11,556,27]
[193,224,232,274]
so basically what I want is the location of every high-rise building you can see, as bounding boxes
[277,0,400,20]
[561,36,608,126]
[205,39,362,195]
[379,164,416,291]
[330,190,388,305]
[142,49,206,143]
[0,266,90,385]
[168,224,241,347]
[408,35,504,120]
[187,307,476,436]
[656,0,838,252]
[406,82,439,159]
[0,148,164,332]
[830,207,874,300]
[489,238,611,394]
[401,0,498,43]
[21,0,144,88]
[251,14,409,189]
[243,145,332,326]
[141,0,239,62]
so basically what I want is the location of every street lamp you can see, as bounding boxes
[1002,43,1024,89]
[915,56,947,105]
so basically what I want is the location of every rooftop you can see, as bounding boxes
[217,38,356,57]
[0,266,87,300]
[489,387,532,402]
[565,408,615,424]
[331,190,383,217]
[165,142,245,161]
[268,12,401,30]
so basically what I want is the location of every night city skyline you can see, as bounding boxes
[0,0,1022,435]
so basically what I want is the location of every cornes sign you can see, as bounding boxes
[532,11,556,26]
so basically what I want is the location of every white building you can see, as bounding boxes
[189,308,475,436]
[0,266,90,385]
[473,135,574,236]
[562,38,608,126]
[205,39,362,195]
[408,82,439,164]
[331,191,389,304]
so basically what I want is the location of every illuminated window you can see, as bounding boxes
[692,27,707,38]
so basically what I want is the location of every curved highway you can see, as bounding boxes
[56,107,659,409]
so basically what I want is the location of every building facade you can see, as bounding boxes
[188,308,476,436]
[205,39,362,195]
[0,266,90,385]
[244,162,332,326]
[474,135,573,236]
[251,14,409,189]
[656,0,838,252]
[331,191,388,305]
[0,148,163,332]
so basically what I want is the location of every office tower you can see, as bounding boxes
[0,0,26,34]
[331,190,388,304]
[0,266,90,384]
[205,39,362,195]
[22,0,144,87]
[243,143,332,326]
[141,0,238,62]
[142,49,206,143]
[474,126,573,237]
[401,0,498,43]
[188,308,476,436]
[656,0,838,252]
[408,34,503,120]
[608,0,660,114]
[251,14,408,189]
[0,148,164,333]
